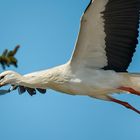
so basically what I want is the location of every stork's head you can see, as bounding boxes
[0,70,22,87]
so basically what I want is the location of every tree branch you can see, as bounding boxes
[0,45,20,70]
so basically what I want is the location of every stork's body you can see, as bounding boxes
[13,63,134,100]
[0,0,140,114]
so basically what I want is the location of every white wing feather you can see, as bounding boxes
[70,0,108,70]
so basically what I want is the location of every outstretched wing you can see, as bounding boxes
[70,0,140,72]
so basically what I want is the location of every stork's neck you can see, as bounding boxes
[20,63,71,89]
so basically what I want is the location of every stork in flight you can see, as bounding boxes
[0,0,140,114]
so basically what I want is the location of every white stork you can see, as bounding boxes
[0,0,140,114]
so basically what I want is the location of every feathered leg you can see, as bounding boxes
[118,86,140,96]
[107,95,140,114]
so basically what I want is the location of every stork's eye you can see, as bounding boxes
[0,76,5,80]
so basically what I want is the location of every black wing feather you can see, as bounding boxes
[84,0,92,13]
[102,0,140,72]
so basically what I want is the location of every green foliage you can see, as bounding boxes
[0,45,20,70]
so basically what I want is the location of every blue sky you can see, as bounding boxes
[0,0,140,140]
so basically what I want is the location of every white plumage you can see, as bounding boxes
[0,0,140,114]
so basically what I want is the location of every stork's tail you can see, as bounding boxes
[119,73,140,94]
[107,73,140,115]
